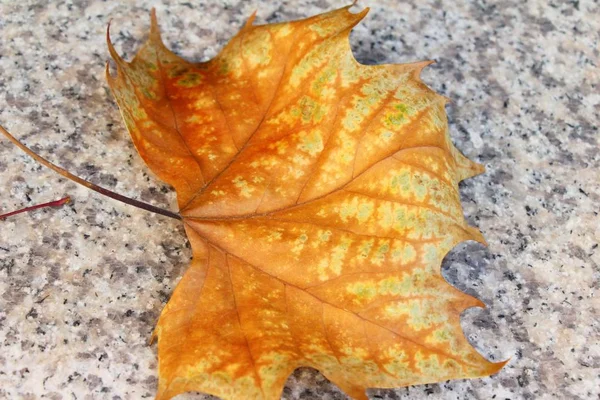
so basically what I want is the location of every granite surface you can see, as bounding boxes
[0,0,598,399]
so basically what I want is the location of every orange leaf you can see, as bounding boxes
[107,6,505,400]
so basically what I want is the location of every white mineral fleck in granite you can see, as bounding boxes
[0,1,598,399]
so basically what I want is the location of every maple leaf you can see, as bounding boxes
[106,6,506,400]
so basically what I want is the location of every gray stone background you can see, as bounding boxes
[0,0,598,399]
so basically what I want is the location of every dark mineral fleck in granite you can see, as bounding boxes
[0,1,598,399]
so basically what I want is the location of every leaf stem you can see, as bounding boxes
[0,124,181,221]
[0,196,71,220]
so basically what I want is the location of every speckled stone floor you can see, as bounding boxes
[0,1,598,399]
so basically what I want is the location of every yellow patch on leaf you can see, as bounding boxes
[106,5,504,400]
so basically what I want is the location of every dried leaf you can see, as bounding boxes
[107,6,505,400]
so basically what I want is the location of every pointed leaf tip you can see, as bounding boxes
[352,5,370,19]
[104,60,115,81]
[106,21,124,67]
[150,8,162,41]
[473,161,486,175]
[245,10,257,28]
[489,358,511,375]
[440,94,453,104]
[469,296,487,310]
[466,225,488,246]
[412,59,435,79]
